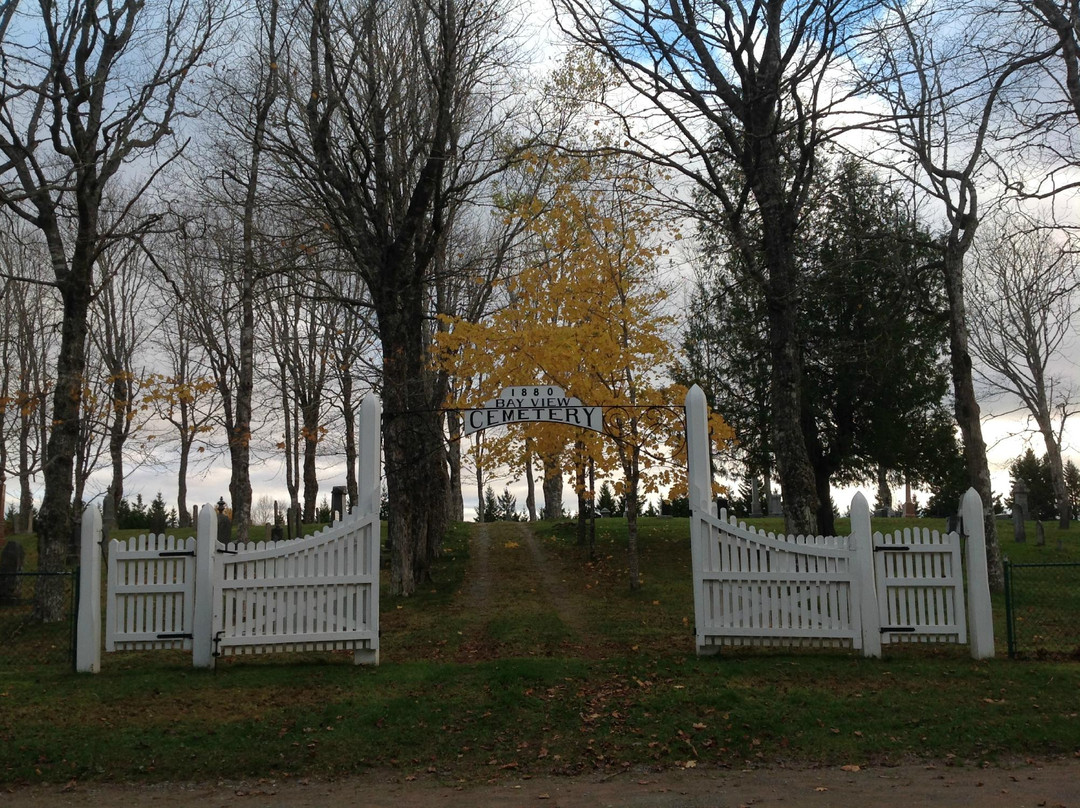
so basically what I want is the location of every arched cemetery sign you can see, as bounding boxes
[462,385,603,436]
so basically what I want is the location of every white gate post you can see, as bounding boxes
[961,488,995,659]
[685,385,715,656]
[355,392,381,665]
[193,504,218,669]
[850,492,881,658]
[76,505,102,673]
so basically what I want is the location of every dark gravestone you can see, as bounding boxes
[217,513,232,543]
[1012,478,1029,543]
[767,492,783,517]
[0,540,26,604]
[271,523,284,542]
[331,485,348,522]
[1035,520,1046,547]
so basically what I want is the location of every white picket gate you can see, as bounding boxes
[212,508,380,660]
[106,534,197,651]
[684,385,994,659]
[77,393,383,672]
[696,513,864,648]
[875,527,967,645]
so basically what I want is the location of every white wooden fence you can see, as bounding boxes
[684,385,994,659]
[77,393,382,672]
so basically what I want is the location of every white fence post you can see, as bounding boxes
[192,504,217,669]
[355,392,381,665]
[685,385,715,656]
[961,488,995,659]
[75,506,102,673]
[850,492,881,658]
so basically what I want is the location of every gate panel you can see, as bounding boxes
[212,510,379,657]
[874,527,967,644]
[695,511,863,650]
[106,534,196,651]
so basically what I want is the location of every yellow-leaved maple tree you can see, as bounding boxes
[438,147,732,589]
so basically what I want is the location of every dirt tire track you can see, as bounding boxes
[513,521,594,645]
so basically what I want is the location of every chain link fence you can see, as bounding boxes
[1004,560,1080,659]
[0,571,78,670]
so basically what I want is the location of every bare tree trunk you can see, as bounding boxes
[758,165,819,536]
[575,441,587,547]
[341,364,359,508]
[542,452,563,519]
[381,303,448,594]
[475,433,485,523]
[943,243,1003,591]
[36,247,93,620]
[524,438,537,522]
[446,411,465,522]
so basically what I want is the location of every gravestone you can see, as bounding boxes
[101,487,117,539]
[750,478,762,517]
[331,485,348,523]
[767,492,783,517]
[217,511,232,543]
[1012,478,1028,543]
[1035,520,1045,547]
[0,540,26,604]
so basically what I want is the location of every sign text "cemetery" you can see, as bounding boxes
[462,385,603,436]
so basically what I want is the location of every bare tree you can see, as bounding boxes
[860,0,1055,590]
[0,0,224,618]
[188,0,285,541]
[0,223,57,532]
[553,0,883,534]
[1024,0,1080,123]
[275,0,530,593]
[144,258,220,529]
[90,237,155,519]
[968,219,1080,528]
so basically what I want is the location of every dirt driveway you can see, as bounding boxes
[5,759,1078,807]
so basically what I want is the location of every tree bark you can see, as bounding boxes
[524,439,537,522]
[380,298,449,594]
[542,452,563,520]
[446,411,465,522]
[943,242,1003,591]
[36,246,94,620]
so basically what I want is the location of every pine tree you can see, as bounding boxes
[1009,449,1056,520]
[1064,460,1080,517]
[148,493,168,535]
[597,482,617,515]
[480,486,499,523]
[496,487,519,522]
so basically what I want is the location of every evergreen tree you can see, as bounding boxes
[682,157,951,534]
[496,487,519,522]
[1064,461,1080,518]
[597,482,617,515]
[480,486,498,523]
[1008,449,1056,521]
[148,492,169,535]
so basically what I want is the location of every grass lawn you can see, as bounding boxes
[0,515,1078,784]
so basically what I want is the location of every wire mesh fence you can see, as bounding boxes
[0,571,78,670]
[1004,560,1080,659]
